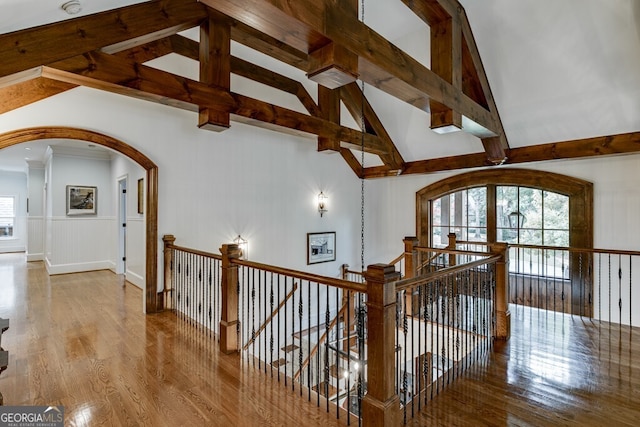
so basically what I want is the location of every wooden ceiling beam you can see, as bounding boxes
[505,132,640,164]
[340,148,364,178]
[402,0,508,163]
[229,21,309,71]
[201,0,500,138]
[317,86,341,152]
[429,16,463,134]
[167,35,321,117]
[0,37,182,115]
[40,50,386,155]
[199,11,231,131]
[340,82,405,171]
[386,132,640,177]
[0,78,75,114]
[0,0,207,80]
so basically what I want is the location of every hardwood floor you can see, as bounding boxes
[409,305,640,426]
[1,252,639,426]
[0,253,344,426]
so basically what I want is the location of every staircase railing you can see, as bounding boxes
[162,235,509,427]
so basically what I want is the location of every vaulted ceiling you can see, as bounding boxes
[1,0,639,177]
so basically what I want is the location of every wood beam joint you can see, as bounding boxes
[307,42,358,89]
[199,10,231,132]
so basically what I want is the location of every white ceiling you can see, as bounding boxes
[1,0,640,173]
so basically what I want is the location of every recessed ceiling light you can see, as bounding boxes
[61,0,82,15]
[25,147,31,150]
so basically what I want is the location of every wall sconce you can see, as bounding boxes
[318,191,328,217]
[234,235,248,259]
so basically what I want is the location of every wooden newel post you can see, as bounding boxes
[447,232,457,266]
[220,243,242,354]
[403,236,419,279]
[362,264,401,427]
[490,242,510,340]
[162,235,176,311]
[341,263,350,280]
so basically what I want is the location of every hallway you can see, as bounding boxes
[0,253,343,426]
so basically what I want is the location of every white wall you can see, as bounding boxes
[0,171,27,253]
[44,147,114,274]
[0,87,365,290]
[111,155,146,288]
[26,162,45,261]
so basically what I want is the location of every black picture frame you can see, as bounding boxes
[307,232,336,264]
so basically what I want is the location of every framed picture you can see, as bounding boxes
[66,185,97,216]
[307,232,336,264]
[137,178,144,214]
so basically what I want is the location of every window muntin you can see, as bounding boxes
[0,196,15,238]
[430,185,570,278]
[431,187,487,247]
[496,186,568,247]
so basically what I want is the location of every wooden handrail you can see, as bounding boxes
[511,243,640,257]
[447,240,640,258]
[396,255,501,292]
[242,282,298,351]
[416,252,442,273]
[388,253,404,267]
[165,243,223,260]
[233,258,367,293]
[414,245,493,257]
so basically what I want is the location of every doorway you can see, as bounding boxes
[0,127,160,313]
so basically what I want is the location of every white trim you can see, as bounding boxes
[125,270,144,289]
[26,252,44,262]
[46,258,115,275]
[0,246,25,253]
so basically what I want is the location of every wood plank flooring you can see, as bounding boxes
[1,252,639,426]
[0,253,344,426]
[409,304,640,426]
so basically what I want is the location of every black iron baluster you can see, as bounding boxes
[276,274,282,383]
[269,272,274,377]
[324,287,330,412]
[299,282,304,397]
[307,281,312,403]
[619,254,623,326]
[284,275,288,387]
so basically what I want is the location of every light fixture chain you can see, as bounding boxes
[360,0,366,273]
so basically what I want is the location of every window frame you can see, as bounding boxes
[0,195,16,239]
[417,169,593,315]
[417,168,593,250]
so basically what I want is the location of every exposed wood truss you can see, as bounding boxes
[1,0,639,177]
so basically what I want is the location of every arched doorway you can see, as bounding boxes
[0,126,160,313]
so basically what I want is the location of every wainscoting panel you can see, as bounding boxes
[46,216,116,275]
[125,217,145,289]
[27,216,44,261]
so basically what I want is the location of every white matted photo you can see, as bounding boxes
[307,232,336,264]
[66,185,97,216]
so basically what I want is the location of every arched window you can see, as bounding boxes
[417,168,593,250]
[430,185,570,247]
[417,168,594,315]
